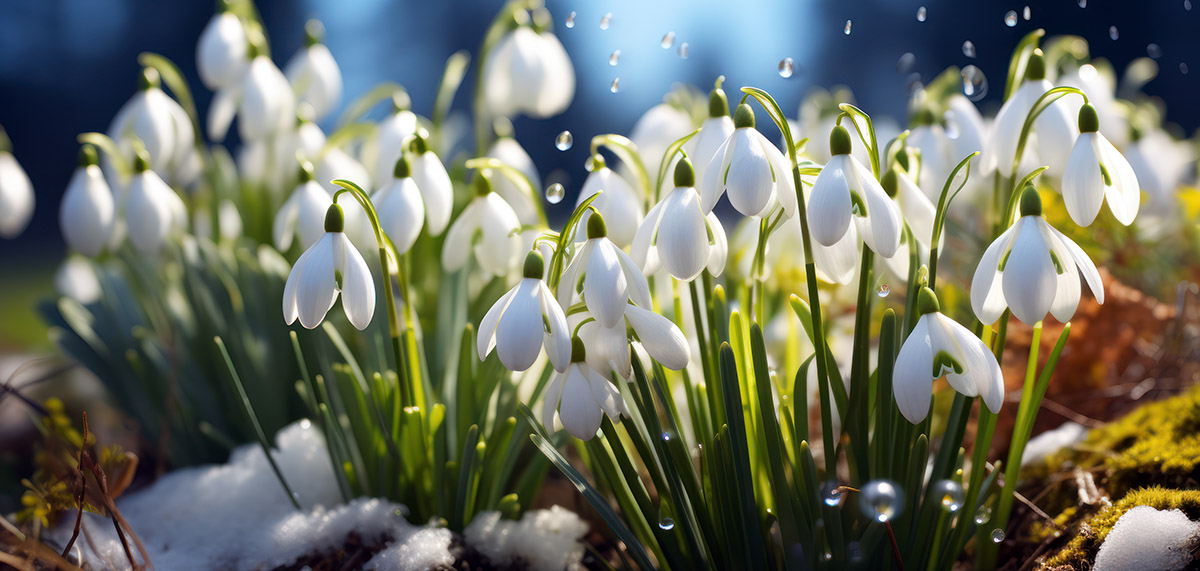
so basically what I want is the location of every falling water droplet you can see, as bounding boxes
[916,6,927,21]
[609,49,621,66]
[877,284,891,298]
[1109,26,1119,40]
[1181,62,1190,75]
[932,480,965,512]
[991,529,1006,543]
[778,57,795,78]
[565,11,576,28]
[819,481,844,507]
[661,31,676,49]
[1022,5,1031,19]
[678,43,689,58]
[600,12,612,30]
[1078,0,1087,7]
[610,77,620,93]
[962,40,976,58]
[545,183,565,204]
[961,65,989,101]
[975,505,993,525]
[897,52,916,74]
[659,518,675,530]
[859,480,903,523]
[1187,0,1193,10]
[555,131,573,151]
[1004,10,1018,27]
[843,20,852,35]
[1148,43,1163,58]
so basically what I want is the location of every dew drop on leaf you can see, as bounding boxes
[658,518,675,530]
[991,529,1006,543]
[877,284,890,298]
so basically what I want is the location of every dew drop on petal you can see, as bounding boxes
[877,284,891,298]
[609,49,621,66]
[897,52,916,74]
[843,19,852,35]
[545,183,565,204]
[1022,5,1031,19]
[565,11,575,28]
[991,529,1006,543]
[658,518,675,530]
[555,131,573,151]
[961,65,988,101]
[678,42,689,58]
[859,480,903,523]
[1109,25,1119,40]
[1148,43,1163,58]
[610,77,620,93]
[778,57,795,78]
[661,31,676,49]
[962,40,976,58]
[1004,10,1018,27]
[600,12,612,30]
[916,6,927,21]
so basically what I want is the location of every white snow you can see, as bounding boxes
[1093,505,1200,571]
[52,420,585,570]
[1020,421,1088,466]
[465,505,589,571]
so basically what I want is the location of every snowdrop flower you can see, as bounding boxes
[894,288,1004,424]
[633,158,728,281]
[808,125,903,258]
[1125,128,1192,218]
[59,145,115,256]
[700,103,796,218]
[1058,63,1128,149]
[108,68,195,178]
[684,83,735,182]
[482,20,574,119]
[370,98,418,185]
[542,336,626,440]
[284,21,342,121]
[282,203,375,330]
[371,155,424,254]
[196,6,248,90]
[558,212,651,328]
[316,148,373,248]
[1061,104,1140,226]
[123,150,186,255]
[980,50,1076,176]
[407,134,453,236]
[55,255,102,305]
[477,251,571,372]
[486,136,542,226]
[442,175,522,277]
[877,166,936,280]
[906,108,956,200]
[0,132,33,239]
[573,302,690,380]
[273,160,331,251]
[209,44,294,142]
[971,186,1104,326]
[575,157,643,247]
[629,103,695,185]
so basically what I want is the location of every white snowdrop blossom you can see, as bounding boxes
[485,136,542,226]
[0,138,33,239]
[59,145,115,256]
[575,159,643,247]
[370,102,418,185]
[55,255,103,305]
[209,47,294,142]
[196,9,248,90]
[700,103,796,218]
[684,85,735,183]
[807,125,903,258]
[894,288,1005,424]
[980,50,1077,176]
[282,203,376,330]
[573,303,690,380]
[317,148,374,248]
[442,176,522,277]
[906,109,956,200]
[371,154,425,255]
[123,151,186,255]
[878,166,937,280]
[273,161,332,251]
[629,102,695,186]
[971,187,1104,326]
[108,68,196,181]
[477,251,571,372]
[633,159,728,281]
[1061,104,1140,226]
[557,212,651,328]
[483,23,574,119]
[406,134,453,236]
[542,337,627,440]
[284,21,342,120]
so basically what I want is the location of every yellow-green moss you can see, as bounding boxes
[1045,487,1200,568]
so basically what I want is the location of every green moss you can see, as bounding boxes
[1046,487,1200,568]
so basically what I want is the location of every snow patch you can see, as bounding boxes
[1094,505,1200,571]
[465,505,588,571]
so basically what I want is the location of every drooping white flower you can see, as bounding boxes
[0,137,33,239]
[684,84,735,182]
[477,251,571,372]
[59,145,115,256]
[736,209,860,286]
[557,212,650,328]
[1061,104,1140,226]
[371,154,425,254]
[807,125,903,258]
[482,23,574,119]
[282,203,375,330]
[406,134,453,236]
[55,255,103,305]
[295,117,327,158]
[123,151,186,255]
[1058,63,1128,149]
[629,102,695,185]
[486,136,542,226]
[971,186,1104,326]
[209,46,294,142]
[442,175,522,276]
[700,103,797,218]
[575,158,643,247]
[108,68,195,179]
[878,166,937,280]
[284,21,342,120]
[906,109,956,200]
[572,303,690,380]
[894,288,1005,424]
[980,50,1077,176]
[316,147,374,248]
[945,94,988,168]
[273,160,332,251]
[541,336,627,439]
[196,9,248,90]
[632,158,727,281]
[370,101,418,185]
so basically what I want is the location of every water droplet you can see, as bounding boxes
[600,12,612,30]
[609,49,620,66]
[916,6,927,21]
[545,183,565,204]
[778,57,795,78]
[991,529,1006,543]
[678,43,689,58]
[819,481,844,507]
[962,40,976,58]
[555,131,573,151]
[1022,5,1031,19]
[897,52,916,74]
[662,431,672,441]
[565,11,575,28]
[1148,43,1163,58]
[661,31,675,49]
[975,505,992,525]
[1181,62,1190,75]
[859,480,903,523]
[658,518,675,530]
[932,480,965,512]
[1078,0,1087,6]
[1187,0,1193,10]
[823,552,833,561]
[610,78,620,93]
[1004,10,1018,27]
[299,419,312,429]
[961,65,988,101]
[876,284,891,298]
[843,20,852,35]
[584,156,597,172]
[1109,26,1119,40]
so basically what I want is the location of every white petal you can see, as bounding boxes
[807,155,853,246]
[0,153,34,238]
[542,370,566,433]
[273,191,300,251]
[656,187,709,281]
[441,199,480,272]
[853,159,902,258]
[1039,223,1082,322]
[615,247,652,309]
[896,171,936,247]
[478,285,517,361]
[282,241,316,325]
[376,177,425,254]
[625,305,688,370]
[631,199,667,274]
[60,166,115,256]
[585,240,629,328]
[412,151,454,235]
[724,129,776,217]
[586,367,622,421]
[560,365,603,439]
[586,320,632,379]
[812,221,859,285]
[939,314,1005,413]
[893,316,934,424]
[705,212,729,277]
[476,193,522,276]
[982,81,1039,175]
[929,314,976,397]
[698,134,733,214]
[1062,133,1105,226]
[688,116,735,182]
[556,240,591,309]
[495,279,544,371]
[207,86,239,142]
[334,234,375,330]
[296,233,338,329]
[1045,221,1104,305]
[197,13,247,90]
[540,283,572,372]
[1098,135,1140,225]
[970,223,1019,324]
[1002,217,1057,325]
[532,32,575,118]
[767,139,797,218]
[372,110,418,184]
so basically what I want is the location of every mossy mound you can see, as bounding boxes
[1045,487,1200,568]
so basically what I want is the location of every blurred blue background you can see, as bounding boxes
[0,0,1195,271]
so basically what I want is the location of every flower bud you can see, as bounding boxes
[733,103,755,129]
[1018,184,1042,217]
[674,157,695,187]
[522,249,544,279]
[1077,104,1099,134]
[830,125,852,156]
[324,203,345,232]
[586,210,607,239]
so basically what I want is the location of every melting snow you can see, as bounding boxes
[1094,506,1200,571]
